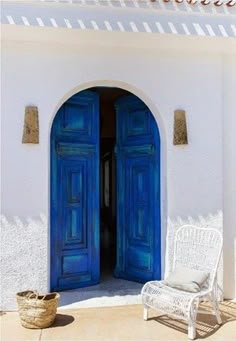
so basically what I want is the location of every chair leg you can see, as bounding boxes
[211,293,222,325]
[188,322,196,340]
[188,301,198,340]
[143,305,149,321]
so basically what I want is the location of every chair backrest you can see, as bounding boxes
[173,225,223,290]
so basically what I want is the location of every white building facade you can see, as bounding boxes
[1,0,236,310]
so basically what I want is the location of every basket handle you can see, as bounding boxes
[27,291,55,300]
[27,291,39,300]
[40,292,58,300]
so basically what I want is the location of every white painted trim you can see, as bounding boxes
[24,1,236,14]
[2,25,236,54]
[1,1,236,37]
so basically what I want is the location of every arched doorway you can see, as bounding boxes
[50,87,161,291]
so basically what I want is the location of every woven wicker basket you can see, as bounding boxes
[16,291,60,329]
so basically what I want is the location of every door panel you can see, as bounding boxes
[115,95,161,283]
[51,90,99,291]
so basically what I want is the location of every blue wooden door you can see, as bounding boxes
[114,95,161,283]
[50,90,100,291]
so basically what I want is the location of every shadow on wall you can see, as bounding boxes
[165,211,224,291]
[0,214,48,311]
[1,210,234,310]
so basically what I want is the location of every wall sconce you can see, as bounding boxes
[22,106,39,144]
[173,109,188,145]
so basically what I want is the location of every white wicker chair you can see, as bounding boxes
[141,225,223,339]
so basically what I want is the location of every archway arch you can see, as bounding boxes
[49,80,166,143]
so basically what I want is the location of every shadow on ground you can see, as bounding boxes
[52,314,75,327]
[149,300,236,339]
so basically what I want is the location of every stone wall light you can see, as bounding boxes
[173,109,188,145]
[22,106,39,144]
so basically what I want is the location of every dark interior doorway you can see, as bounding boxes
[91,87,130,276]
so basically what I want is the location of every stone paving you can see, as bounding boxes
[1,300,236,341]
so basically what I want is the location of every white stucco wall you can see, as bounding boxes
[223,55,236,299]
[1,26,235,310]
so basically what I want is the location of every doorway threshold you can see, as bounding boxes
[58,274,143,310]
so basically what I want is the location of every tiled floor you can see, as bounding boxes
[58,274,143,309]
[1,301,236,340]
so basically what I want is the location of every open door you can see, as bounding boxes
[114,95,161,283]
[50,90,100,291]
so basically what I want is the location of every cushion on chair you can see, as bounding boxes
[163,266,209,293]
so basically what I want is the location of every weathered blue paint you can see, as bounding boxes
[51,90,161,290]
[114,95,161,282]
[50,90,100,291]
